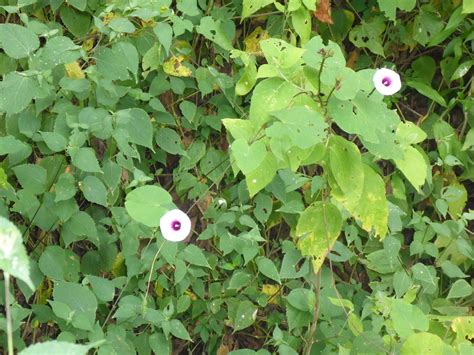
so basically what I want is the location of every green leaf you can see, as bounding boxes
[295,202,343,272]
[246,153,277,197]
[81,176,108,207]
[249,78,300,127]
[231,139,267,175]
[109,18,136,33]
[228,271,253,290]
[393,146,427,191]
[71,148,102,173]
[86,275,115,303]
[52,281,98,331]
[0,217,34,290]
[180,244,210,268]
[377,0,416,21]
[41,132,68,152]
[400,332,453,355]
[38,246,80,282]
[233,300,258,331]
[391,299,429,338]
[169,319,192,341]
[196,16,234,51]
[0,24,39,59]
[291,7,311,44]
[13,164,47,195]
[463,0,474,13]
[447,279,472,299]
[96,42,139,81]
[440,260,468,278]
[266,106,327,149]
[125,185,173,227]
[407,81,447,107]
[30,36,81,71]
[242,0,274,18]
[328,136,364,204]
[60,7,91,38]
[256,257,281,284]
[116,108,153,149]
[154,22,173,55]
[20,341,97,355]
[155,128,186,155]
[349,17,385,56]
[62,211,98,246]
[0,135,24,155]
[0,72,38,115]
[55,173,77,202]
[222,119,257,142]
[287,288,315,313]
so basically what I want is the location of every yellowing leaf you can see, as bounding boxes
[296,202,343,273]
[163,55,193,77]
[82,38,94,52]
[244,26,270,54]
[64,62,85,79]
[262,284,280,304]
[451,317,474,341]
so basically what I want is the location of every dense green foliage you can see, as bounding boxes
[0,0,473,353]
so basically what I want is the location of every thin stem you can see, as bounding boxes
[143,240,166,308]
[4,272,14,355]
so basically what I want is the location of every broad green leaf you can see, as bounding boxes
[53,281,98,331]
[62,211,98,246]
[260,38,305,69]
[38,246,80,282]
[71,148,102,173]
[412,263,438,294]
[222,119,257,142]
[169,319,192,341]
[256,257,281,284]
[463,0,474,13]
[154,22,173,55]
[413,9,444,46]
[249,78,300,127]
[233,300,258,331]
[246,153,277,197]
[41,132,68,152]
[349,17,385,56]
[30,36,81,71]
[391,299,429,338]
[295,202,343,272]
[116,108,153,149]
[20,341,97,355]
[0,24,39,59]
[96,42,139,81]
[393,146,427,191]
[377,0,416,21]
[13,164,47,195]
[81,176,108,207]
[407,81,447,107]
[347,165,388,238]
[0,135,25,155]
[447,279,472,299]
[235,61,257,96]
[60,7,91,38]
[440,260,468,278]
[196,16,234,51]
[328,136,364,204]
[287,288,315,313]
[228,271,253,290]
[266,106,327,149]
[0,72,38,115]
[231,139,267,175]
[86,275,115,302]
[180,244,210,268]
[125,185,174,227]
[0,217,34,290]
[291,7,311,44]
[109,18,136,33]
[401,332,453,355]
[155,128,186,155]
[396,121,427,145]
[55,173,76,202]
[242,0,274,19]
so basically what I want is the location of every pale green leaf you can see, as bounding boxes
[125,185,174,227]
[0,24,39,59]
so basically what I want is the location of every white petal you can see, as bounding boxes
[373,68,401,96]
[159,209,191,242]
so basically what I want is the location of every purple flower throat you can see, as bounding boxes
[171,220,181,231]
[382,77,392,87]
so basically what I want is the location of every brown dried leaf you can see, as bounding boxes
[315,0,333,24]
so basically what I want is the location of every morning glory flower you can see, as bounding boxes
[372,68,401,96]
[159,209,191,242]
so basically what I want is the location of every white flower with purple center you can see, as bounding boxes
[372,68,401,96]
[159,209,191,242]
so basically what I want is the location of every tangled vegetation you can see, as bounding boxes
[0,0,473,354]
